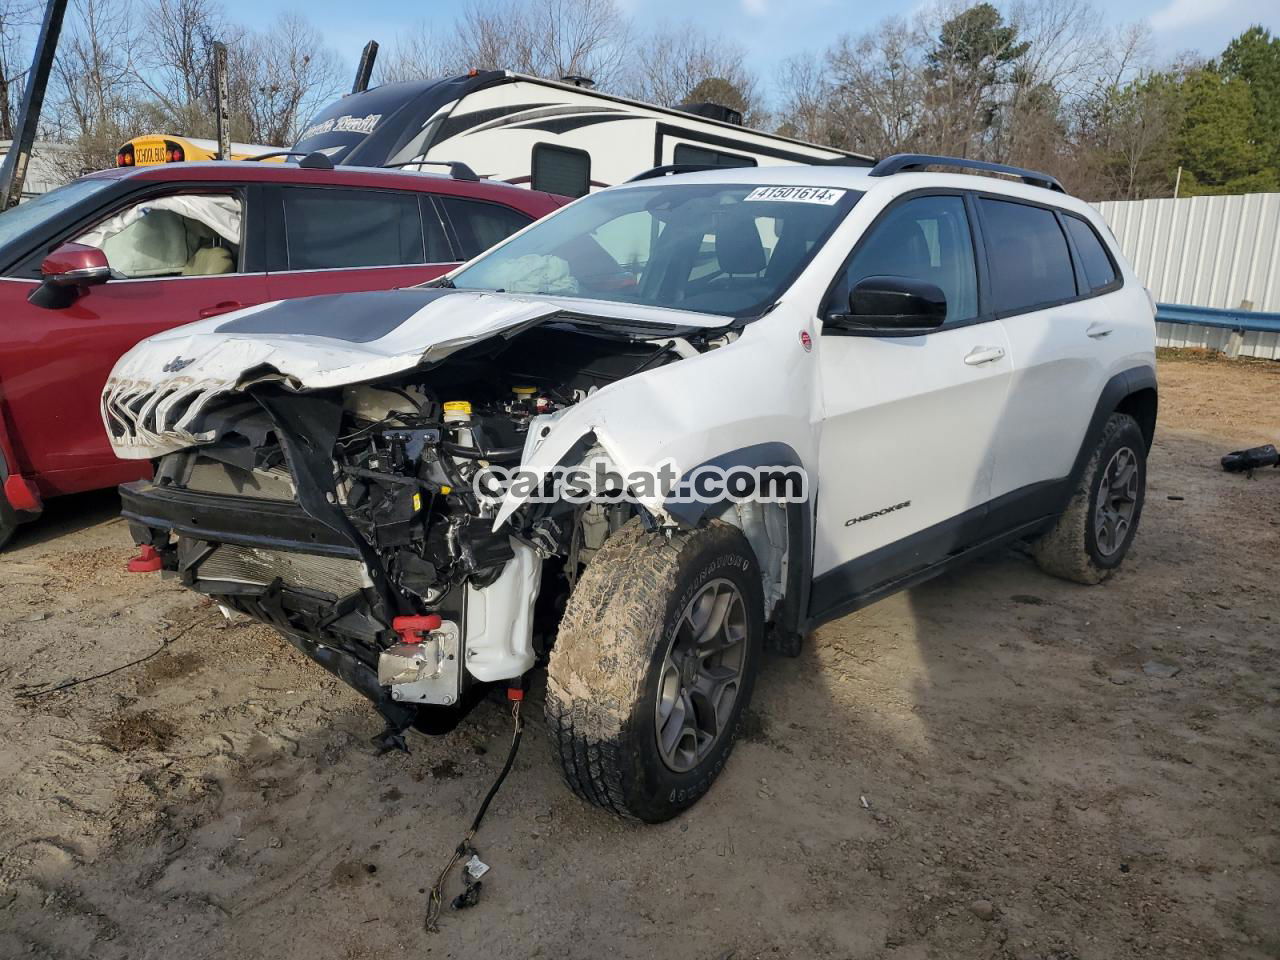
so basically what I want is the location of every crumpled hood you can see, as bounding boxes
[103,287,729,459]
[108,289,559,394]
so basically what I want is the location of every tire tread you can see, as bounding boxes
[1032,412,1144,585]
[545,518,757,821]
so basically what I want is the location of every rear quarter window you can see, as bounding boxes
[979,197,1077,314]
[1063,214,1118,292]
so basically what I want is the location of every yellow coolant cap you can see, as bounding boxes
[443,400,472,424]
[512,386,536,397]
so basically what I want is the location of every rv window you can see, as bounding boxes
[440,198,534,260]
[673,144,757,168]
[532,144,591,198]
[282,187,425,270]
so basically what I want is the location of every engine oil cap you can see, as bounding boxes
[512,386,536,397]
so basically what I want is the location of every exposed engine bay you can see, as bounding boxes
[118,321,713,739]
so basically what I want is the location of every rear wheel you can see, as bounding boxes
[545,518,763,822]
[1032,412,1146,584]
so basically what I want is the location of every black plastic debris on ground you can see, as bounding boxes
[1221,443,1279,475]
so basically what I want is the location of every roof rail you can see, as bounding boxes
[626,163,725,182]
[246,150,335,170]
[868,153,1065,193]
[383,159,480,181]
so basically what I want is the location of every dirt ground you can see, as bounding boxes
[1,351,1277,960]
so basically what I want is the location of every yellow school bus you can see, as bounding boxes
[116,135,282,167]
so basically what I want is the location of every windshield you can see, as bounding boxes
[0,179,113,251]
[449,182,860,318]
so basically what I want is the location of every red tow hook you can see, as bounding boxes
[127,544,163,573]
[391,614,443,645]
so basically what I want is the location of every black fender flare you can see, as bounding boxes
[1065,365,1158,496]
[663,442,813,636]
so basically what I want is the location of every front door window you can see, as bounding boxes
[75,194,243,278]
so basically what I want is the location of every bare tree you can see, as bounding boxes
[378,22,469,83]
[1007,0,1108,101]
[236,13,341,145]
[384,9,763,126]
[531,0,629,87]
[452,0,629,88]
[823,19,927,155]
[47,0,142,174]
[625,23,762,124]
[775,54,833,144]
[1,0,37,139]
[136,0,239,137]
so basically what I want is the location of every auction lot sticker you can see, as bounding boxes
[744,186,845,204]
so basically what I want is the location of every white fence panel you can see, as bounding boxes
[1096,193,1280,358]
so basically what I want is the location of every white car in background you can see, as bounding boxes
[103,155,1157,822]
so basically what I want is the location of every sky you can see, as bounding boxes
[221,0,1280,104]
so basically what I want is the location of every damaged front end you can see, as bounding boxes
[107,290,712,738]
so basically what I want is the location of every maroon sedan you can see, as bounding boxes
[0,160,567,546]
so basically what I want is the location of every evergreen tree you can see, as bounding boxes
[1176,67,1277,195]
[1220,25,1280,176]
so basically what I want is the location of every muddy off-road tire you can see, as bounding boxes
[546,518,764,822]
[1032,412,1146,585]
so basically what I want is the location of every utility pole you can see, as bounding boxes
[0,0,69,209]
[1173,165,1182,200]
[213,40,231,160]
[352,41,378,95]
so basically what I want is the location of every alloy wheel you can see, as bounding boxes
[654,578,748,772]
[1095,446,1139,557]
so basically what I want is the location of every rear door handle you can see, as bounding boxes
[964,346,1006,366]
[199,300,243,319]
[1086,322,1114,339]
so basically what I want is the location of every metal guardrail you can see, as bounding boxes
[1156,303,1280,335]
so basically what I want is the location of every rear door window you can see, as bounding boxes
[1063,214,1118,292]
[282,187,425,270]
[440,197,534,260]
[979,198,1077,313]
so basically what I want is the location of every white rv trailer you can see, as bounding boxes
[292,71,871,196]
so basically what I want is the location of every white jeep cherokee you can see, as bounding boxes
[104,155,1156,822]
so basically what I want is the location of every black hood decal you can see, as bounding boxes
[216,288,460,343]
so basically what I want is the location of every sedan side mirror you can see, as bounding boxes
[826,275,947,333]
[29,243,111,309]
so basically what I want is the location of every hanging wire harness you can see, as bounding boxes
[425,687,526,933]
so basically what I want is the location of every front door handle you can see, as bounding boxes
[199,300,243,319]
[964,346,1006,366]
[1086,322,1114,339]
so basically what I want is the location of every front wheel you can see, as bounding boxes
[545,518,764,822]
[1032,412,1147,584]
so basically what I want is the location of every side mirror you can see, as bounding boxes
[28,243,111,309]
[826,275,947,332]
